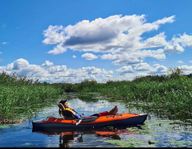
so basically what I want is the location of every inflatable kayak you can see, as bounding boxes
[32,113,147,132]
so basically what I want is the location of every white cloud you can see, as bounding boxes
[116,66,134,75]
[81,53,98,60]
[178,65,192,75]
[134,62,152,72]
[43,25,65,45]
[100,53,116,60]
[101,48,165,65]
[143,32,167,49]
[12,58,29,70]
[43,15,176,53]
[152,64,168,75]
[173,33,192,47]
[42,14,192,67]
[42,60,54,67]
[2,15,192,83]
[0,58,182,83]
[48,44,67,55]
[116,62,168,77]
[1,58,113,83]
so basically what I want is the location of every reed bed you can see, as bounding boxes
[61,71,192,121]
[1,68,192,123]
[0,72,63,124]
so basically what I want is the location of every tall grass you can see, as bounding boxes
[0,72,63,123]
[2,68,192,123]
[64,70,192,121]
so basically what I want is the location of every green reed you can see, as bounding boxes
[68,73,192,121]
[2,69,192,123]
[0,72,64,123]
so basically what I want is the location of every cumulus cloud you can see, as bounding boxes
[116,66,134,75]
[101,48,165,66]
[152,64,168,75]
[1,58,113,83]
[143,32,167,49]
[116,62,168,78]
[172,33,192,47]
[2,15,192,83]
[42,14,192,68]
[2,58,192,83]
[42,60,54,67]
[12,58,30,70]
[134,62,152,72]
[48,44,67,55]
[43,25,65,45]
[178,65,192,75]
[81,53,98,60]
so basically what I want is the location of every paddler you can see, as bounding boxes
[58,99,118,120]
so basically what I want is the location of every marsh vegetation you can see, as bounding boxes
[0,72,63,124]
[1,68,192,124]
[61,68,192,121]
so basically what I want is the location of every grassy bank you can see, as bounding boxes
[0,72,64,124]
[1,68,192,123]
[61,72,192,121]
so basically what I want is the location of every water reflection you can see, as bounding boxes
[59,131,81,148]
[33,128,134,148]
[1,98,192,147]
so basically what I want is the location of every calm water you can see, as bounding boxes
[0,98,192,147]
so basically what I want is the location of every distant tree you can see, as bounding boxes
[78,79,97,90]
[106,80,114,85]
[168,67,183,78]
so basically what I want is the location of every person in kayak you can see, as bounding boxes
[58,99,118,120]
[58,99,81,120]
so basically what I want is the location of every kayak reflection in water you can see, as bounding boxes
[34,129,132,148]
[58,99,118,122]
[59,131,83,148]
[59,130,127,148]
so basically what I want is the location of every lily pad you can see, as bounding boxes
[105,138,155,147]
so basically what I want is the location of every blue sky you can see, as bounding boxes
[0,0,192,83]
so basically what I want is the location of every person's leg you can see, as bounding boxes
[91,106,118,117]
[91,111,109,117]
[108,106,118,115]
[98,111,109,116]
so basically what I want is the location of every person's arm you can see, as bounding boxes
[65,107,81,119]
[71,109,83,125]
[71,109,81,119]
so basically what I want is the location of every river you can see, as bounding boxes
[0,98,192,147]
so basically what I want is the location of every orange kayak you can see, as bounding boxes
[32,113,147,132]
